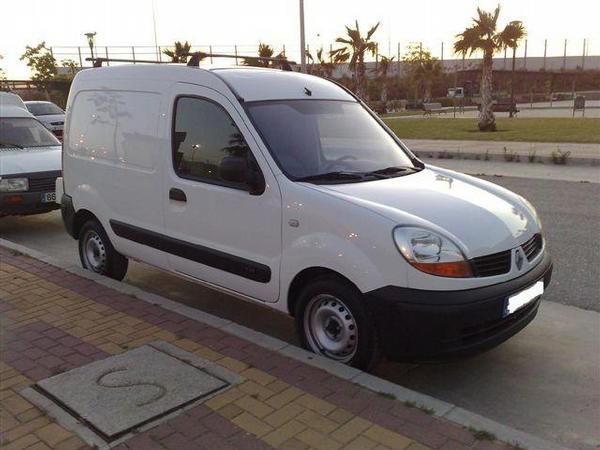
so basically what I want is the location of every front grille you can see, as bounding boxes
[471,250,512,277]
[28,177,57,192]
[522,234,543,261]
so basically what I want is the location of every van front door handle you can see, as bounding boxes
[169,188,187,202]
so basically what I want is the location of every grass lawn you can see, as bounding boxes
[382,117,600,144]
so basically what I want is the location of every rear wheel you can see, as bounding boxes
[295,277,379,370]
[78,220,128,281]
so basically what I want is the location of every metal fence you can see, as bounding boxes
[50,38,598,72]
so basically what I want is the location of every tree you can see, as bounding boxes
[499,21,526,117]
[402,44,442,103]
[372,55,394,102]
[0,54,6,81]
[242,43,286,68]
[59,59,80,79]
[454,5,525,131]
[162,41,193,63]
[330,21,380,99]
[306,47,335,78]
[20,42,57,81]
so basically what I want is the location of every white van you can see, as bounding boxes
[58,64,552,369]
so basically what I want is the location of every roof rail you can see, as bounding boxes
[86,57,168,68]
[183,52,296,71]
[86,54,297,71]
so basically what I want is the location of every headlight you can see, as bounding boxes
[0,178,29,192]
[393,226,472,277]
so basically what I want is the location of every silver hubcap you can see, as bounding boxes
[304,294,358,362]
[82,230,106,272]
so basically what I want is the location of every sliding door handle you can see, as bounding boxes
[169,188,187,202]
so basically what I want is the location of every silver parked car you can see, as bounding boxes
[25,101,65,140]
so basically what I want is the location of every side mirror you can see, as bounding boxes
[219,156,265,196]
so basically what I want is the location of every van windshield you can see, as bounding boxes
[246,100,417,182]
[0,118,61,148]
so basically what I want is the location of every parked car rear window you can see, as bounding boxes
[246,100,415,179]
[0,118,60,148]
[26,103,64,116]
[172,97,251,189]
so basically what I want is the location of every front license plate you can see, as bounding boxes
[505,281,544,316]
[41,192,56,203]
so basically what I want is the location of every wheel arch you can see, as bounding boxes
[71,209,100,239]
[287,266,360,316]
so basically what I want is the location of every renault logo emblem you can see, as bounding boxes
[515,249,524,271]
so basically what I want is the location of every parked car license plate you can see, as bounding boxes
[505,281,544,316]
[41,192,56,203]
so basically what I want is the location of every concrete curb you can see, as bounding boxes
[413,150,599,167]
[0,238,572,450]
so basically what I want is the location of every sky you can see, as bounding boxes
[1,0,599,79]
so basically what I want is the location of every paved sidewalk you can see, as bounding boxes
[0,246,517,450]
[403,139,600,166]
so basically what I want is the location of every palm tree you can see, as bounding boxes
[499,21,526,117]
[454,5,525,131]
[330,21,380,99]
[306,47,335,78]
[242,43,287,68]
[373,55,394,102]
[402,45,442,103]
[162,41,193,63]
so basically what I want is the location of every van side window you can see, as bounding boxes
[173,97,250,188]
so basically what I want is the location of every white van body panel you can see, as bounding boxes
[64,76,170,269]
[163,82,282,302]
[277,177,404,311]
[213,68,354,102]
[63,64,545,311]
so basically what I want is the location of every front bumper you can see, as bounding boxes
[0,171,61,216]
[0,191,60,216]
[364,251,553,361]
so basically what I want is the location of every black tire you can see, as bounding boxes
[294,276,380,370]
[78,219,128,281]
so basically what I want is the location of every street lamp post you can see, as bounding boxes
[85,32,97,64]
[299,0,306,73]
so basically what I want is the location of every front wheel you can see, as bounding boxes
[78,219,128,281]
[295,277,380,370]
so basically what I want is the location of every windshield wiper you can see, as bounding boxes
[0,142,24,149]
[367,166,417,176]
[295,171,366,183]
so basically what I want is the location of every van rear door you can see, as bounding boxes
[163,84,282,303]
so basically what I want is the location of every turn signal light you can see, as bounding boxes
[412,261,472,278]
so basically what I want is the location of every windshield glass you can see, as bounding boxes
[0,118,61,147]
[246,100,415,180]
[26,102,64,116]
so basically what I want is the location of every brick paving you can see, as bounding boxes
[0,246,514,450]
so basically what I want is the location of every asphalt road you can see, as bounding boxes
[1,175,599,449]
[478,175,600,312]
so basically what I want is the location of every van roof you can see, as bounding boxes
[72,65,355,103]
[0,91,27,109]
[0,104,35,118]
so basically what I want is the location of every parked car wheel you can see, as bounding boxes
[78,220,128,281]
[295,277,379,370]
